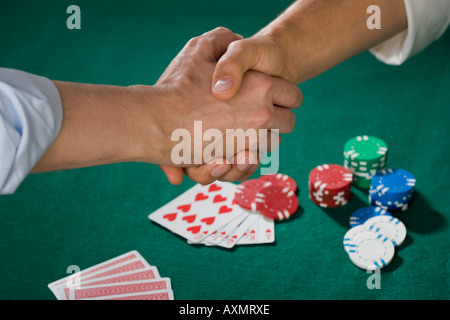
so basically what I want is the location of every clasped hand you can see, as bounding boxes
[155,27,302,185]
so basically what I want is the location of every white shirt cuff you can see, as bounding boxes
[0,68,63,194]
[369,0,450,65]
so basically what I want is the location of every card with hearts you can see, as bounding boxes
[148,181,249,243]
[148,182,276,248]
[237,214,275,245]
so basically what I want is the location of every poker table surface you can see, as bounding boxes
[1,0,449,300]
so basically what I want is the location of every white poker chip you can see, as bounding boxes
[348,231,395,269]
[343,225,366,254]
[364,215,407,247]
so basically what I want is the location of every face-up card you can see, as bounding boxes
[220,211,261,248]
[255,215,275,244]
[68,278,171,300]
[149,182,248,243]
[202,211,250,246]
[237,214,275,245]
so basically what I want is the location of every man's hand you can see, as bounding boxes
[211,35,294,101]
[33,27,301,176]
[156,27,302,185]
[210,0,407,102]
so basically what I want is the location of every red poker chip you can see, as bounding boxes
[309,193,352,208]
[254,185,299,220]
[309,164,352,191]
[308,181,352,202]
[308,164,352,208]
[259,173,297,192]
[234,179,269,210]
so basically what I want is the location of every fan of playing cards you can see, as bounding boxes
[148,174,299,249]
[48,251,174,300]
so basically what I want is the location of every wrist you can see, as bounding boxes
[256,23,319,85]
[124,84,171,165]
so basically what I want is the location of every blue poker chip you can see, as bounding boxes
[349,206,392,228]
[369,168,415,210]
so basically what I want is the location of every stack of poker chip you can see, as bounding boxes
[369,168,416,211]
[234,173,299,220]
[343,135,388,188]
[343,206,407,269]
[308,164,353,208]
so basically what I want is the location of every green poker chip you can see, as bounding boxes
[343,135,388,162]
[343,135,388,188]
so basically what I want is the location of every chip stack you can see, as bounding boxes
[369,168,416,211]
[308,164,353,208]
[343,213,407,269]
[343,135,388,188]
[234,173,299,220]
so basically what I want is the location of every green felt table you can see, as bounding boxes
[0,0,449,300]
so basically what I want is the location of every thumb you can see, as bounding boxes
[212,39,259,101]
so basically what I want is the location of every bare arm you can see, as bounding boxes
[32,28,301,183]
[211,0,407,98]
[32,82,165,172]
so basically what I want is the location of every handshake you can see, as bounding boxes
[152,27,303,186]
[33,0,411,188]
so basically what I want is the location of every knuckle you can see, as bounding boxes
[253,74,272,93]
[213,26,231,34]
[187,35,201,47]
[195,36,210,49]
[227,39,248,55]
[255,108,273,127]
[187,35,211,51]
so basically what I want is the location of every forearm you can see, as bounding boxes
[32,82,165,172]
[257,0,408,83]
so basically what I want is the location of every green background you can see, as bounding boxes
[0,0,448,300]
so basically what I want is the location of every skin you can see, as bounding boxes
[161,0,407,184]
[31,28,302,178]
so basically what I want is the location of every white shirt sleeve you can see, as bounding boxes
[0,68,62,194]
[370,0,450,65]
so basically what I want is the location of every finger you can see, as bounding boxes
[218,150,260,182]
[270,78,303,110]
[257,129,281,154]
[212,39,260,101]
[199,27,243,61]
[268,106,297,134]
[158,165,184,185]
[183,159,232,185]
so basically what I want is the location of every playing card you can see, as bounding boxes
[82,290,174,300]
[202,210,262,248]
[237,214,275,245]
[255,215,275,244]
[48,253,154,299]
[48,250,152,299]
[76,267,160,287]
[68,278,171,300]
[201,210,250,246]
[220,211,261,248]
[149,181,248,243]
[48,251,144,288]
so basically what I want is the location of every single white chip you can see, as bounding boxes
[348,231,395,269]
[343,225,366,254]
[364,215,407,247]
